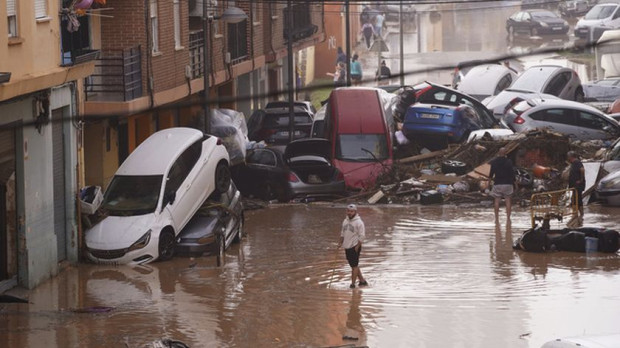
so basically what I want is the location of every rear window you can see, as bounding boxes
[264,113,312,128]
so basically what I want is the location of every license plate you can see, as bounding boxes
[552,27,562,30]
[420,113,440,119]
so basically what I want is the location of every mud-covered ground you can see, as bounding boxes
[2,203,620,348]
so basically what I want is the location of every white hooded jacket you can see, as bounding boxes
[341,214,365,249]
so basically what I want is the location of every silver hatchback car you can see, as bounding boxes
[502,98,620,140]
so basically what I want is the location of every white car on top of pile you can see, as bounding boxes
[85,127,231,265]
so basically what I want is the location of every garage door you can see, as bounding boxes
[0,127,16,280]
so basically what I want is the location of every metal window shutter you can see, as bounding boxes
[0,129,15,184]
[7,0,16,16]
[35,0,47,18]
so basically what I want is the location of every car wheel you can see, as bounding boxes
[574,87,585,102]
[530,27,538,36]
[234,214,244,243]
[441,160,469,176]
[214,162,231,194]
[514,167,533,187]
[158,230,175,262]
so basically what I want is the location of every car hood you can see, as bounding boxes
[85,214,156,250]
[284,138,332,161]
[576,17,607,28]
[177,215,219,239]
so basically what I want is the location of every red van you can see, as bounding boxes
[322,87,393,190]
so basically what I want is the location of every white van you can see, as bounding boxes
[574,3,620,40]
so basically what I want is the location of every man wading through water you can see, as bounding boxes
[338,204,368,289]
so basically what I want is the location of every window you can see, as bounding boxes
[247,149,277,167]
[165,140,202,196]
[543,109,576,125]
[544,73,569,96]
[577,111,607,129]
[251,0,260,23]
[34,0,47,19]
[7,0,17,37]
[173,0,181,48]
[150,0,159,53]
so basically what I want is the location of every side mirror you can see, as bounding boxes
[164,191,176,206]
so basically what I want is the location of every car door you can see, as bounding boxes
[244,149,286,195]
[533,108,580,137]
[575,110,620,140]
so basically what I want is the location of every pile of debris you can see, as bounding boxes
[353,129,609,206]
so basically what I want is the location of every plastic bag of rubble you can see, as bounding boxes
[211,109,249,166]
[452,181,470,192]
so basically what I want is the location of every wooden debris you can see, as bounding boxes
[367,190,385,204]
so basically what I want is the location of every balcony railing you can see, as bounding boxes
[85,46,143,102]
[283,3,317,42]
[189,30,205,79]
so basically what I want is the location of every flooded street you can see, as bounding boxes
[2,203,620,347]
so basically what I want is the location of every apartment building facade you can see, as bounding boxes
[0,0,99,290]
[1,0,324,290]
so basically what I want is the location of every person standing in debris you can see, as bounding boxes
[567,151,585,218]
[489,147,516,223]
[338,204,368,289]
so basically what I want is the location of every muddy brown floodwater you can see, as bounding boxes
[1,203,620,347]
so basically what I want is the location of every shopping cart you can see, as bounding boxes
[530,188,579,228]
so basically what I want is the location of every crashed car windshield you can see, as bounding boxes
[102,175,162,216]
[336,134,389,161]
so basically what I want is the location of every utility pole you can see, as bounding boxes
[399,0,405,86]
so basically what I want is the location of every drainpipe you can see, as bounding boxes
[144,0,154,109]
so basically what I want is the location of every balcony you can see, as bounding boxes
[85,46,143,102]
[61,12,100,66]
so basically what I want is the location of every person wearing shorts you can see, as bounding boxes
[489,147,516,223]
[338,204,368,289]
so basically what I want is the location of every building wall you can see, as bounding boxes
[0,0,62,79]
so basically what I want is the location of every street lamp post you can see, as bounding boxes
[202,4,247,134]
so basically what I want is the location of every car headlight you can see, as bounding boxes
[128,230,151,251]
[540,22,549,27]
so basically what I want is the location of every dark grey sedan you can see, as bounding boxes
[175,182,244,258]
[506,9,569,37]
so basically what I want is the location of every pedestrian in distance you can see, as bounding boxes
[373,12,385,39]
[350,54,362,85]
[361,22,375,50]
[336,46,347,66]
[327,62,347,87]
[376,60,391,85]
[338,204,368,289]
[489,147,516,223]
[567,151,585,219]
